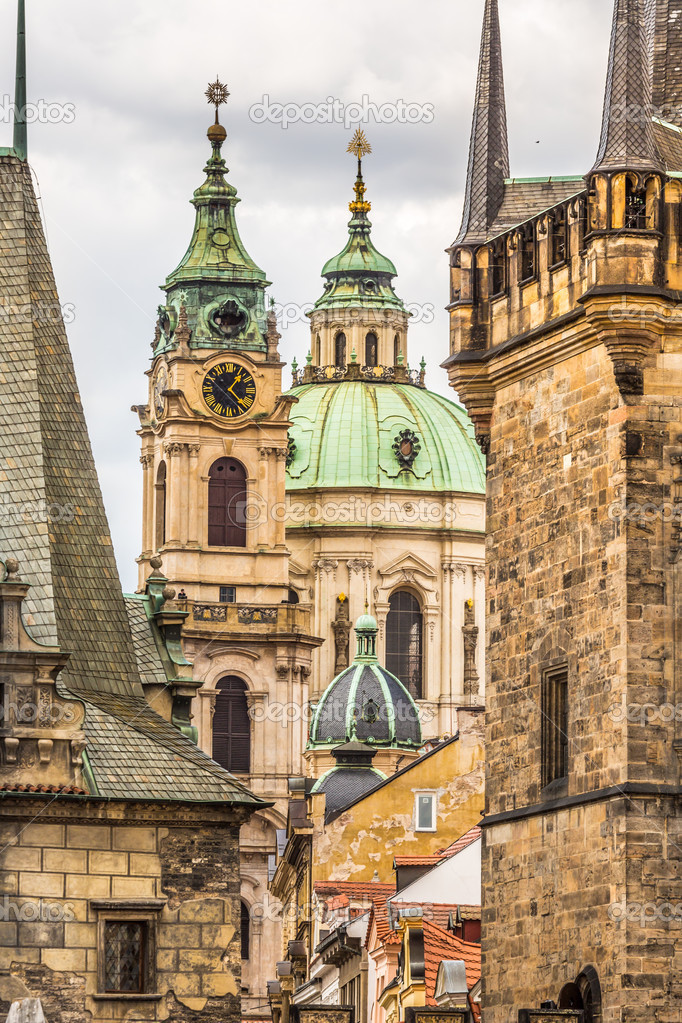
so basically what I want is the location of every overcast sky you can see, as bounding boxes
[0,0,615,592]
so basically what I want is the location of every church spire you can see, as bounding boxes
[13,0,27,161]
[454,0,509,246]
[591,0,662,173]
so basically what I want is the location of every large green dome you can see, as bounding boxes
[285,381,485,494]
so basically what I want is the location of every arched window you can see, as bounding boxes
[335,332,346,369]
[520,223,536,281]
[155,461,166,549]
[315,334,321,365]
[212,676,250,773]
[365,332,378,367]
[393,334,401,365]
[625,176,647,229]
[386,590,423,699]
[208,458,247,547]
[241,901,250,960]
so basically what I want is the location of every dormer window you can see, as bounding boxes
[363,279,377,294]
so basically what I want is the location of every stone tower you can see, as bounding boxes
[446,1,682,1020]
[134,87,321,1014]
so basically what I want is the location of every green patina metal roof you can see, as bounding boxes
[286,381,485,494]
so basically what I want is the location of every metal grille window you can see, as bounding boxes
[386,590,423,699]
[625,179,647,229]
[551,207,568,266]
[104,921,145,993]
[541,667,569,789]
[520,223,536,281]
[219,585,236,603]
[490,237,507,295]
[212,676,251,773]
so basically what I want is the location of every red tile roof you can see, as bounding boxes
[438,824,482,858]
[421,919,481,1006]
[393,824,482,870]
[314,881,396,940]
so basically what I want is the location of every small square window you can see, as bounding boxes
[104,921,146,993]
[220,585,236,603]
[415,792,436,832]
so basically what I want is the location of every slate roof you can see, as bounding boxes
[592,0,662,172]
[312,766,387,819]
[653,118,682,171]
[648,0,682,127]
[125,595,168,688]
[488,179,585,238]
[454,0,509,245]
[0,154,263,808]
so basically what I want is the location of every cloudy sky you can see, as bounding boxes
[0,0,615,592]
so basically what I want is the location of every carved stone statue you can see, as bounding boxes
[331,594,352,673]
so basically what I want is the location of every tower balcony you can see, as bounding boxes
[181,598,316,640]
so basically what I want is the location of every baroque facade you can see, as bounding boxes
[136,103,487,1009]
[446,1,682,1021]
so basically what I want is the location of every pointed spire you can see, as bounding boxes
[591,0,662,173]
[13,0,27,161]
[454,0,510,246]
[647,0,682,128]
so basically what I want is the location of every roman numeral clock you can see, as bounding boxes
[202,361,257,419]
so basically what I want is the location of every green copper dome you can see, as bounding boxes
[285,381,485,495]
[308,616,422,751]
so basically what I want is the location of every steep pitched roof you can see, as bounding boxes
[439,824,482,857]
[421,919,481,1005]
[454,0,509,245]
[0,155,263,808]
[393,823,482,868]
[647,0,682,127]
[592,0,662,172]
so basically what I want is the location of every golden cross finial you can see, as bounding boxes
[347,129,372,160]
[205,78,230,123]
[348,130,372,214]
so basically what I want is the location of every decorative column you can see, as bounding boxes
[140,453,155,557]
[245,690,267,789]
[441,561,454,703]
[186,444,201,547]
[473,564,485,701]
[164,442,185,544]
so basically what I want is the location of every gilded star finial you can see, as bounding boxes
[348,130,372,214]
[206,78,230,123]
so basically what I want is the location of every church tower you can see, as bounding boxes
[135,83,321,1015]
[447,1,682,1020]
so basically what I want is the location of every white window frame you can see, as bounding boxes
[414,791,437,832]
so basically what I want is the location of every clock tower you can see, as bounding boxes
[135,83,322,1013]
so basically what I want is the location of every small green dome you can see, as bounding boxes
[355,612,378,632]
[285,381,485,495]
[314,208,405,313]
[321,211,397,278]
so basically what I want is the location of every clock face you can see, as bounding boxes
[202,362,256,419]
[152,365,168,420]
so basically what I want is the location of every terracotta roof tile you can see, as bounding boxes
[314,881,396,942]
[422,919,481,1006]
[0,783,87,795]
[438,823,482,857]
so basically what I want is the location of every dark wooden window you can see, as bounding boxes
[490,237,507,295]
[155,461,166,549]
[335,332,346,368]
[208,458,247,547]
[212,676,250,773]
[520,223,536,281]
[541,667,568,789]
[394,334,401,365]
[551,207,568,266]
[315,334,321,364]
[625,178,647,229]
[386,590,423,699]
[104,921,146,993]
[241,901,250,960]
[365,332,378,367]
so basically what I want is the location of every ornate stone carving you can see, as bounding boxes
[192,603,227,622]
[331,594,352,673]
[473,564,485,582]
[462,598,480,697]
[347,558,372,575]
[313,558,338,577]
[238,607,278,624]
[164,442,185,458]
[452,562,469,581]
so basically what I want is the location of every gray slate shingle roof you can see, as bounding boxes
[648,0,682,127]
[125,595,169,688]
[488,179,585,238]
[0,155,262,808]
